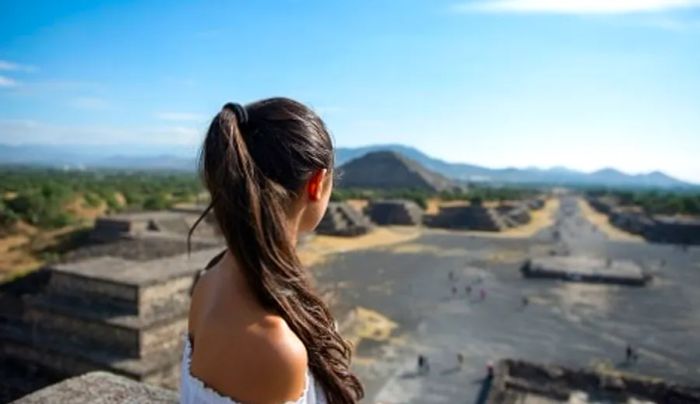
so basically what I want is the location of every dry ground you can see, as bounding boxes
[577,198,644,242]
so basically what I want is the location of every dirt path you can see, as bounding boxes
[299,226,421,267]
[577,198,643,242]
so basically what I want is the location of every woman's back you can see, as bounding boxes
[182,98,363,403]
[183,252,325,403]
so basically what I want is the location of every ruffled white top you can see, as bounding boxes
[180,337,328,404]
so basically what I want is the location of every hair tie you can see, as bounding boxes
[223,102,248,124]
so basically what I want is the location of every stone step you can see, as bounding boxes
[44,248,220,313]
[12,371,179,404]
[23,293,188,358]
[0,321,182,383]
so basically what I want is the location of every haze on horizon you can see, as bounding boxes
[1,0,699,182]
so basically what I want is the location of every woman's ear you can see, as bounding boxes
[307,169,327,202]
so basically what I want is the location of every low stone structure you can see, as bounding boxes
[496,202,532,228]
[645,216,700,245]
[485,359,700,403]
[13,371,177,404]
[525,197,546,210]
[90,210,217,243]
[426,205,508,231]
[365,199,423,226]
[587,196,618,214]
[0,248,220,401]
[609,208,655,235]
[521,256,651,286]
[316,202,373,236]
[589,197,700,245]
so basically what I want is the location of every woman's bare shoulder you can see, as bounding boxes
[188,254,308,402]
[192,313,308,403]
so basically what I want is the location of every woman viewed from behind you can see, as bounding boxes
[182,98,363,404]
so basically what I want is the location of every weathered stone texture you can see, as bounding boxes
[12,371,178,404]
[366,199,423,225]
[317,202,373,236]
[485,359,700,404]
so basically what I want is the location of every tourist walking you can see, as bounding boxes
[418,355,430,374]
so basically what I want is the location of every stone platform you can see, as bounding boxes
[316,202,372,236]
[521,256,651,286]
[0,248,222,400]
[485,359,700,403]
[365,199,423,225]
[12,371,177,404]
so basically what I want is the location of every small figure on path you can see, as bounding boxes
[418,355,430,374]
[451,285,458,297]
[486,361,494,379]
[522,296,529,307]
[479,288,486,301]
[626,344,639,363]
[456,353,464,368]
[465,285,472,296]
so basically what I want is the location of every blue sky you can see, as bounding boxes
[1,0,699,182]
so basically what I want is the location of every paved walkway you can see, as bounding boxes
[314,196,700,403]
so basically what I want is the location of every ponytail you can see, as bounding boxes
[190,98,363,403]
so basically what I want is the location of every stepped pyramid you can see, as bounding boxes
[338,151,454,192]
[316,202,372,236]
[366,199,423,225]
[0,248,221,399]
[427,205,508,231]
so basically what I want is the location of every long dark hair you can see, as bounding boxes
[188,97,363,403]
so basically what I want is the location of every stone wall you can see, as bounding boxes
[366,199,423,225]
[13,371,177,404]
[486,359,700,403]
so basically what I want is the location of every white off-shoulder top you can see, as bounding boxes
[180,337,328,404]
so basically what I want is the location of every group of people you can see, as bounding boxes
[449,271,487,301]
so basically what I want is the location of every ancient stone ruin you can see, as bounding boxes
[588,197,700,245]
[496,202,532,228]
[12,371,177,404]
[521,256,651,286]
[0,209,224,401]
[316,202,373,236]
[337,151,455,192]
[485,359,700,403]
[90,210,217,243]
[0,248,219,401]
[426,204,510,231]
[365,199,423,225]
[425,198,543,232]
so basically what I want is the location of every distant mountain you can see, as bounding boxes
[336,144,695,189]
[0,143,694,188]
[0,144,196,171]
[338,151,456,191]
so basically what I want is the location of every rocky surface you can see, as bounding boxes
[12,371,177,404]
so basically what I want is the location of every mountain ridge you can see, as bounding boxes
[0,143,695,188]
[336,144,696,188]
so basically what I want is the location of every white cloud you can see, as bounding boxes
[155,112,206,122]
[453,0,700,14]
[0,119,202,146]
[0,75,19,88]
[0,60,37,72]
[69,96,111,110]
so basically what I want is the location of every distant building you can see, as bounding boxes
[365,200,423,226]
[338,151,456,192]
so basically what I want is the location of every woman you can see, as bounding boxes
[182,98,364,404]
